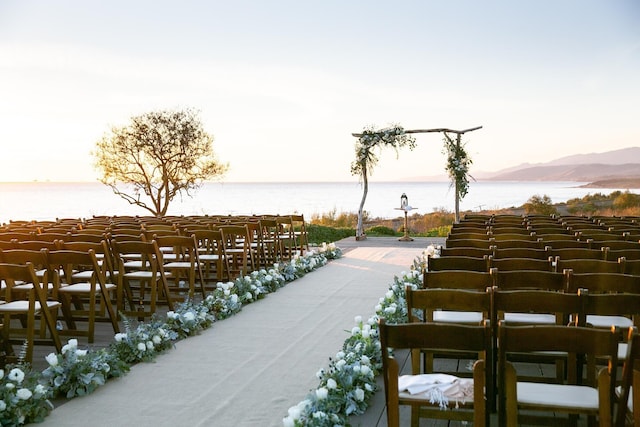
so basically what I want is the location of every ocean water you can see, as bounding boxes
[0,181,631,224]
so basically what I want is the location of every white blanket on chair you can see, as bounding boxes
[398,373,474,409]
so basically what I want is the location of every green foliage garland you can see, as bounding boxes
[442,133,473,199]
[350,125,416,178]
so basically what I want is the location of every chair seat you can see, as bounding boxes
[433,311,483,323]
[503,313,556,324]
[586,314,633,328]
[198,254,222,261]
[616,385,634,413]
[0,300,61,313]
[13,282,55,292]
[71,270,95,280]
[516,381,599,410]
[123,271,162,279]
[59,282,117,293]
[163,261,194,269]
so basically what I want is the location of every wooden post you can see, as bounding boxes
[455,133,461,224]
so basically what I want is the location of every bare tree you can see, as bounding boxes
[93,108,227,216]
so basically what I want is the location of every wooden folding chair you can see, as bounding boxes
[547,247,608,261]
[153,234,206,300]
[498,324,618,427]
[423,269,494,291]
[616,330,640,427]
[427,255,489,272]
[492,288,583,386]
[439,246,493,258]
[257,218,281,266]
[0,262,62,363]
[489,256,554,272]
[492,247,550,260]
[47,249,120,343]
[290,214,309,254]
[406,286,494,410]
[445,238,493,249]
[556,257,625,274]
[186,228,230,284]
[218,225,255,279]
[490,268,566,291]
[111,239,174,319]
[379,319,491,427]
[490,239,544,250]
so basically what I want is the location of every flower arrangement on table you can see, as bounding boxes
[283,244,438,427]
[0,243,342,426]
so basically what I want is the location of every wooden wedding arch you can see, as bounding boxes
[351,125,482,240]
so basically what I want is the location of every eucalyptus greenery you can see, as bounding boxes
[442,133,473,199]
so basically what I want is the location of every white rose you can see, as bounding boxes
[137,342,146,352]
[326,378,337,390]
[282,416,294,427]
[114,333,127,342]
[354,387,365,401]
[152,335,162,345]
[45,353,58,367]
[287,404,301,420]
[354,315,362,324]
[8,368,24,384]
[67,338,78,349]
[75,349,88,357]
[16,388,32,400]
[183,312,195,322]
[315,387,328,400]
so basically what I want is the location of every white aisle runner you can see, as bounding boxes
[43,246,424,427]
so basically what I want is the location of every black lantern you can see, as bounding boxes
[400,193,408,210]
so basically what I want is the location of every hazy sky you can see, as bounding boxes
[1,1,638,182]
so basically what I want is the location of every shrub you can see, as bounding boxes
[365,225,397,236]
[306,224,354,244]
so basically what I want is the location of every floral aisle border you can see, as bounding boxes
[0,243,342,426]
[282,245,439,427]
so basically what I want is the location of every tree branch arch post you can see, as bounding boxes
[350,126,416,240]
[351,125,481,238]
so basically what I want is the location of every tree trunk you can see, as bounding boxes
[356,168,368,240]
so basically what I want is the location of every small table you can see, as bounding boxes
[394,206,417,242]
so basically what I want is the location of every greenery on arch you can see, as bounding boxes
[442,133,473,200]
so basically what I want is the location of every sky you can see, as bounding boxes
[0,0,639,183]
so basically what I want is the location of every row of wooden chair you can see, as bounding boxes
[1,214,310,260]
[380,319,638,427]
[381,282,640,426]
[428,254,640,276]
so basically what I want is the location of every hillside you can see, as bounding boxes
[483,147,640,186]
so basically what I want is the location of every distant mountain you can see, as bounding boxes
[483,147,640,183]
